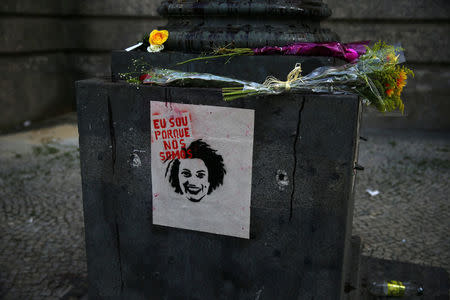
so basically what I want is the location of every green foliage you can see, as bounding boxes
[119,58,152,84]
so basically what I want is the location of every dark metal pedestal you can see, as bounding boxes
[157,0,339,52]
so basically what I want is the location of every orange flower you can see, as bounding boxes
[396,70,407,94]
[385,88,394,97]
[149,30,169,46]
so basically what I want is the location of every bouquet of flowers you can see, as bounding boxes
[222,42,413,112]
[122,42,413,113]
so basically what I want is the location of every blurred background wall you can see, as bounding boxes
[0,0,449,131]
[0,0,165,131]
[323,0,450,130]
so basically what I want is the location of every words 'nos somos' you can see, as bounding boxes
[152,112,193,161]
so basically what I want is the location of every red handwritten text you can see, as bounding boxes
[152,112,192,161]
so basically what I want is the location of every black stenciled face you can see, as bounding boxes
[167,139,226,203]
[178,158,210,202]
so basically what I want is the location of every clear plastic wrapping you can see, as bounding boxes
[122,42,413,113]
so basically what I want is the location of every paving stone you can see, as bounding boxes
[354,129,450,274]
[0,140,87,300]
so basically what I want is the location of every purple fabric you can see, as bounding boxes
[251,41,370,62]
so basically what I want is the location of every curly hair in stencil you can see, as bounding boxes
[166,139,226,194]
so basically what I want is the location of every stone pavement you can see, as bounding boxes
[0,120,87,299]
[0,116,448,299]
[355,128,450,272]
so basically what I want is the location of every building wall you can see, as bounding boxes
[1,0,449,130]
[0,0,165,130]
[324,0,450,130]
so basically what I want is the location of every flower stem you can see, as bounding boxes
[176,48,254,65]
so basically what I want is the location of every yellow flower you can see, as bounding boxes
[149,30,169,46]
[386,53,399,64]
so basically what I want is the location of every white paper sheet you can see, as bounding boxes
[151,101,255,239]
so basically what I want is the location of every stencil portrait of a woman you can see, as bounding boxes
[166,139,226,202]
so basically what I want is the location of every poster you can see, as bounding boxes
[151,101,254,239]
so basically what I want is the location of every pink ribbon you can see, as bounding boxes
[252,41,370,62]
